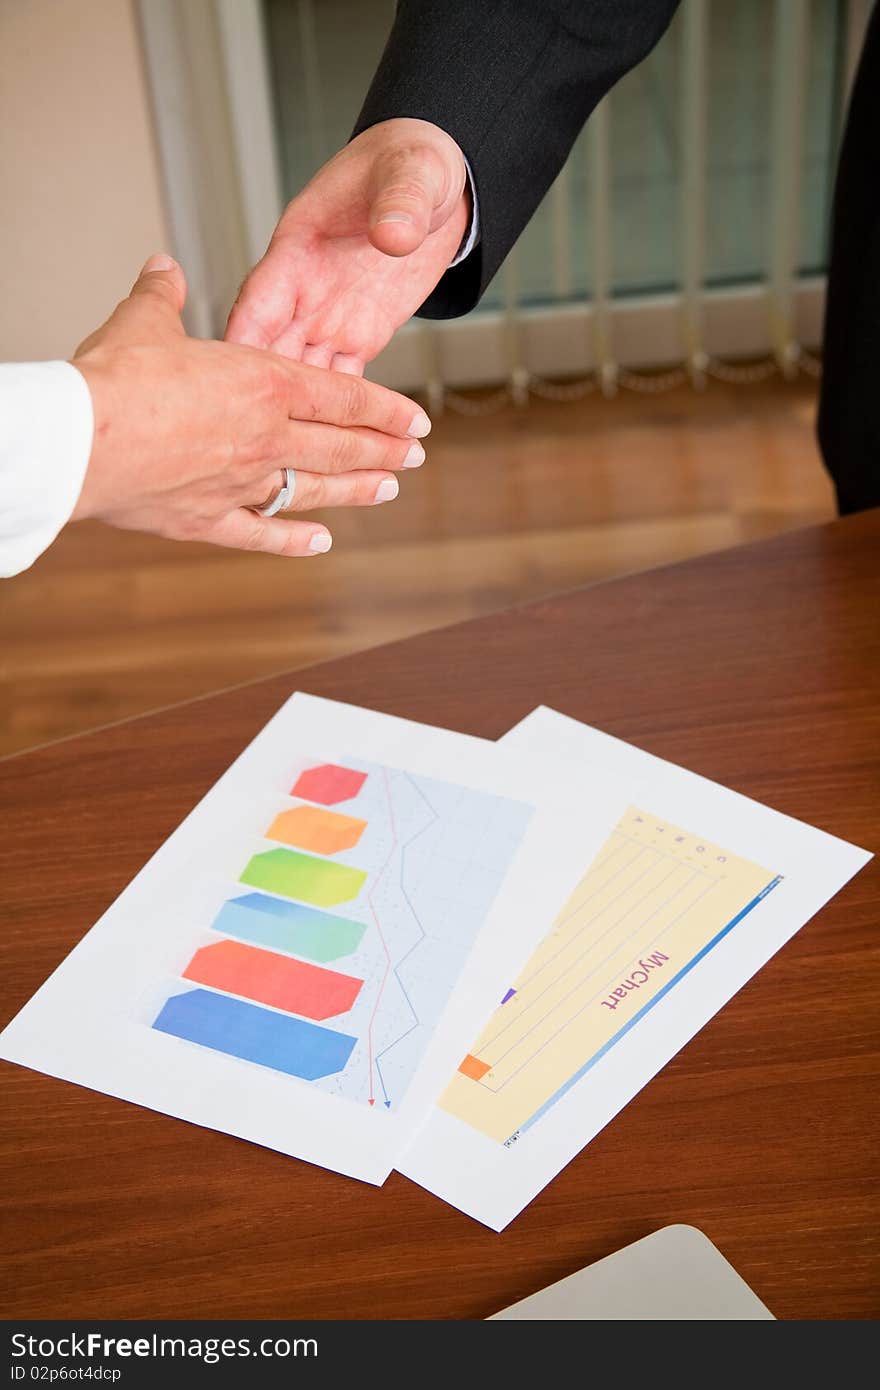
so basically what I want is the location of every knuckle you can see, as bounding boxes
[339,373,368,423]
[246,358,286,417]
[281,529,308,558]
[380,177,426,206]
[262,426,289,466]
[383,142,449,200]
[328,429,358,473]
[171,512,208,543]
[241,518,268,552]
[349,474,373,505]
[263,362,290,411]
[296,473,325,510]
[227,437,261,485]
[385,436,406,469]
[376,388,404,434]
[386,143,431,182]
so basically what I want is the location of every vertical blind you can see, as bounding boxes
[263,0,845,316]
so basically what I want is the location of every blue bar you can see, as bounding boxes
[153,988,357,1080]
[212,892,366,963]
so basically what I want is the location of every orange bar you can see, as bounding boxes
[183,939,363,1021]
[267,805,367,855]
[458,1053,492,1082]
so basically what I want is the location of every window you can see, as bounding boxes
[263,0,846,311]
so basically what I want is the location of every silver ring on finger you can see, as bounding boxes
[250,467,296,517]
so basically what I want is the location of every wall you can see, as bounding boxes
[0,0,170,361]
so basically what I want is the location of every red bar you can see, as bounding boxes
[292,763,368,805]
[183,939,363,1021]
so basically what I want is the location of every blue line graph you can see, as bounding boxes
[374,773,438,1107]
[514,874,784,1138]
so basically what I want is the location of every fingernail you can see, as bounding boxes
[374,478,399,504]
[407,411,431,438]
[308,532,332,553]
[403,442,425,468]
[142,253,176,273]
[377,212,414,225]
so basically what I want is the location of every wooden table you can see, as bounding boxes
[2,513,878,1321]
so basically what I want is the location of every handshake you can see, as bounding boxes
[75,121,468,558]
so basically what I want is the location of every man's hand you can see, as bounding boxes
[225,119,469,374]
[72,255,430,557]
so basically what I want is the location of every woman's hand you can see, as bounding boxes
[72,255,431,557]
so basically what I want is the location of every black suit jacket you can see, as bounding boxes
[353,0,680,318]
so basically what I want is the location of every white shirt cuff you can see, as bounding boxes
[448,155,480,268]
[0,360,94,577]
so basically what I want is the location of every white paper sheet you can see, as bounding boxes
[398,706,872,1228]
[0,695,624,1185]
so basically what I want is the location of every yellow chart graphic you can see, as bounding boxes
[441,807,780,1144]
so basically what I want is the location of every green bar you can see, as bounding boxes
[240,848,367,908]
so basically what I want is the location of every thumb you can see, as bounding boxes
[128,253,187,320]
[367,145,454,257]
[74,254,188,358]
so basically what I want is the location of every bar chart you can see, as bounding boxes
[154,762,373,1084]
[152,757,534,1109]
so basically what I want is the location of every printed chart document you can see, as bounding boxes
[0,695,623,1185]
[399,706,871,1228]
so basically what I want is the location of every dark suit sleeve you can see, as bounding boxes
[353,0,680,318]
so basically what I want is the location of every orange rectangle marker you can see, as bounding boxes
[458,1053,492,1082]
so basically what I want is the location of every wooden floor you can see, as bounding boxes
[1,376,834,757]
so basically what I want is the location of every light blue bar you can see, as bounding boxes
[212,892,366,963]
